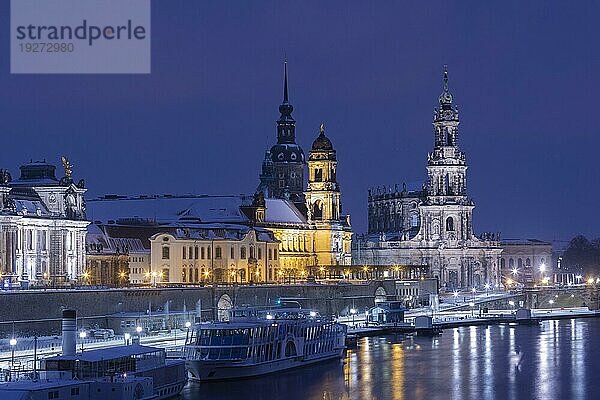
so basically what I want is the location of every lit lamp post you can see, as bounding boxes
[185,321,192,344]
[549,299,554,309]
[484,283,490,297]
[453,291,459,305]
[79,331,86,352]
[9,338,17,381]
[118,271,126,287]
[539,263,547,285]
[350,308,357,327]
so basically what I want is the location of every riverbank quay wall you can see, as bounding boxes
[0,280,397,336]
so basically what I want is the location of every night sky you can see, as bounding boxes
[0,1,598,242]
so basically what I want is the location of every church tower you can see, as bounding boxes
[266,61,306,202]
[420,66,474,242]
[305,124,352,267]
[305,124,340,222]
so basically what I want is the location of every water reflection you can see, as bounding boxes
[182,319,600,400]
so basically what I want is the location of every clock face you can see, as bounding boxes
[48,193,57,204]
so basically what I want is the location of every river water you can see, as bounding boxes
[181,318,600,400]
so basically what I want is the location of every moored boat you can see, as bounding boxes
[184,305,347,381]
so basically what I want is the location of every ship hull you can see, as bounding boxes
[187,348,344,382]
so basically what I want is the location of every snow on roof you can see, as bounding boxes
[264,198,306,224]
[87,194,308,226]
[46,344,162,363]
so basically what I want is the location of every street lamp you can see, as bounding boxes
[350,308,357,326]
[549,299,554,309]
[484,283,490,296]
[185,321,192,344]
[79,331,86,352]
[9,338,17,381]
[453,291,459,305]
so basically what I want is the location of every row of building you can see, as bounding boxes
[0,65,552,290]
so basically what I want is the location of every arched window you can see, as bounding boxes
[249,246,255,259]
[525,258,531,266]
[258,248,262,260]
[182,247,186,259]
[446,217,454,231]
[500,258,505,269]
[518,258,523,268]
[241,247,247,259]
[509,258,514,268]
[312,201,323,220]
[230,247,235,259]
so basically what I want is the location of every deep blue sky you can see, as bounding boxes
[0,1,598,241]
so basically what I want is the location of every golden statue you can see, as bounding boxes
[61,156,73,179]
[320,123,325,134]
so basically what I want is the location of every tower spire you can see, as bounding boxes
[443,64,449,93]
[283,59,289,103]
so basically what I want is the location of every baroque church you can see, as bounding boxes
[84,62,352,285]
[0,158,89,287]
[353,68,502,290]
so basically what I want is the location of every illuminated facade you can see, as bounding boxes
[355,68,502,289]
[149,228,280,284]
[0,159,89,287]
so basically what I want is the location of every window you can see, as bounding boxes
[189,247,193,259]
[215,247,222,259]
[48,391,59,399]
[241,247,247,259]
[201,247,205,259]
[518,258,523,268]
[194,246,199,259]
[526,258,531,266]
[182,269,187,283]
[207,247,211,259]
[162,247,170,260]
[231,247,235,259]
[274,250,278,260]
[183,247,186,259]
[268,249,273,260]
[314,168,323,182]
[258,248,262,260]
[410,213,418,227]
[446,217,454,231]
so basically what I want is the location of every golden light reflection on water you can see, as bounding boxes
[185,319,597,400]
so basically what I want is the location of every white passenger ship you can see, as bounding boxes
[184,305,347,381]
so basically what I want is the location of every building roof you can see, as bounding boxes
[501,239,552,246]
[87,194,308,226]
[46,344,162,363]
